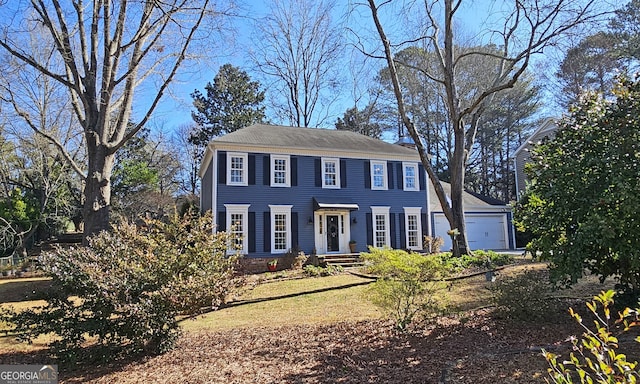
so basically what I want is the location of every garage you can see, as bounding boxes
[433,213,509,251]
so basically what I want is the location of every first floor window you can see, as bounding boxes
[225,204,250,254]
[270,205,292,253]
[371,206,390,248]
[404,207,423,250]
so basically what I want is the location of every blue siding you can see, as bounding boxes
[215,151,428,257]
[200,161,213,214]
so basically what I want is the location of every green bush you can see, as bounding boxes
[434,250,513,272]
[490,268,557,322]
[544,290,640,383]
[1,211,243,365]
[362,247,448,330]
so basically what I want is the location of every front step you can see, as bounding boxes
[319,253,365,268]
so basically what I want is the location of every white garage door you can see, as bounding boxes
[433,214,507,251]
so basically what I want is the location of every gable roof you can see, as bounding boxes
[513,118,558,156]
[212,124,418,156]
[200,124,421,176]
[429,180,510,212]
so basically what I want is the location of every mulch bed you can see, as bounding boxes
[2,306,615,384]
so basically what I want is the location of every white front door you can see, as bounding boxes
[314,211,351,254]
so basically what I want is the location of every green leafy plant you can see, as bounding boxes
[516,76,640,301]
[544,290,640,383]
[361,247,448,331]
[1,211,243,365]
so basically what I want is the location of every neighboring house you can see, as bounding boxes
[428,182,516,251]
[199,124,515,258]
[513,118,558,199]
[199,124,429,258]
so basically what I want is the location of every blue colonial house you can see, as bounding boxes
[199,124,430,258]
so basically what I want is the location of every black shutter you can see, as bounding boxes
[263,156,270,185]
[248,155,256,185]
[249,212,256,253]
[218,211,226,231]
[364,161,371,189]
[291,157,298,186]
[291,212,299,249]
[419,165,426,190]
[421,213,429,237]
[366,213,373,246]
[388,163,394,189]
[218,152,226,184]
[340,160,347,188]
[315,158,322,187]
[399,213,406,249]
[397,163,403,189]
[263,212,271,252]
[390,213,397,248]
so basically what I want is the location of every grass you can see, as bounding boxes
[182,274,382,331]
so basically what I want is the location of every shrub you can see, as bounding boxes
[303,264,343,277]
[362,247,448,331]
[1,211,243,365]
[490,268,557,322]
[544,290,640,383]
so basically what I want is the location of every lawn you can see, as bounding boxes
[0,262,627,383]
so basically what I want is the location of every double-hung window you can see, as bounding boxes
[370,206,390,248]
[322,158,340,188]
[370,160,387,190]
[403,162,419,191]
[269,205,292,253]
[227,152,248,186]
[225,204,250,254]
[271,155,290,187]
[404,207,423,250]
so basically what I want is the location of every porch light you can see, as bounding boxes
[352,217,357,224]
[308,216,313,225]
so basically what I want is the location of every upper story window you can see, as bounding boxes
[403,162,419,191]
[225,204,250,254]
[322,158,340,189]
[227,152,248,186]
[370,160,387,190]
[271,154,290,187]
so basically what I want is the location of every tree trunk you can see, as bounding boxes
[83,145,115,242]
[450,121,471,256]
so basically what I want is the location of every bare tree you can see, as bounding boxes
[364,0,606,256]
[250,0,344,127]
[0,0,234,240]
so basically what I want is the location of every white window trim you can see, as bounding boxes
[403,207,423,251]
[321,157,340,189]
[269,205,293,254]
[270,154,290,187]
[225,204,251,254]
[227,152,248,186]
[371,206,391,248]
[370,160,388,190]
[402,162,420,191]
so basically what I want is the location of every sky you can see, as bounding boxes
[147,0,618,137]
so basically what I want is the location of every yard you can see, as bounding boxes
[0,262,634,383]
